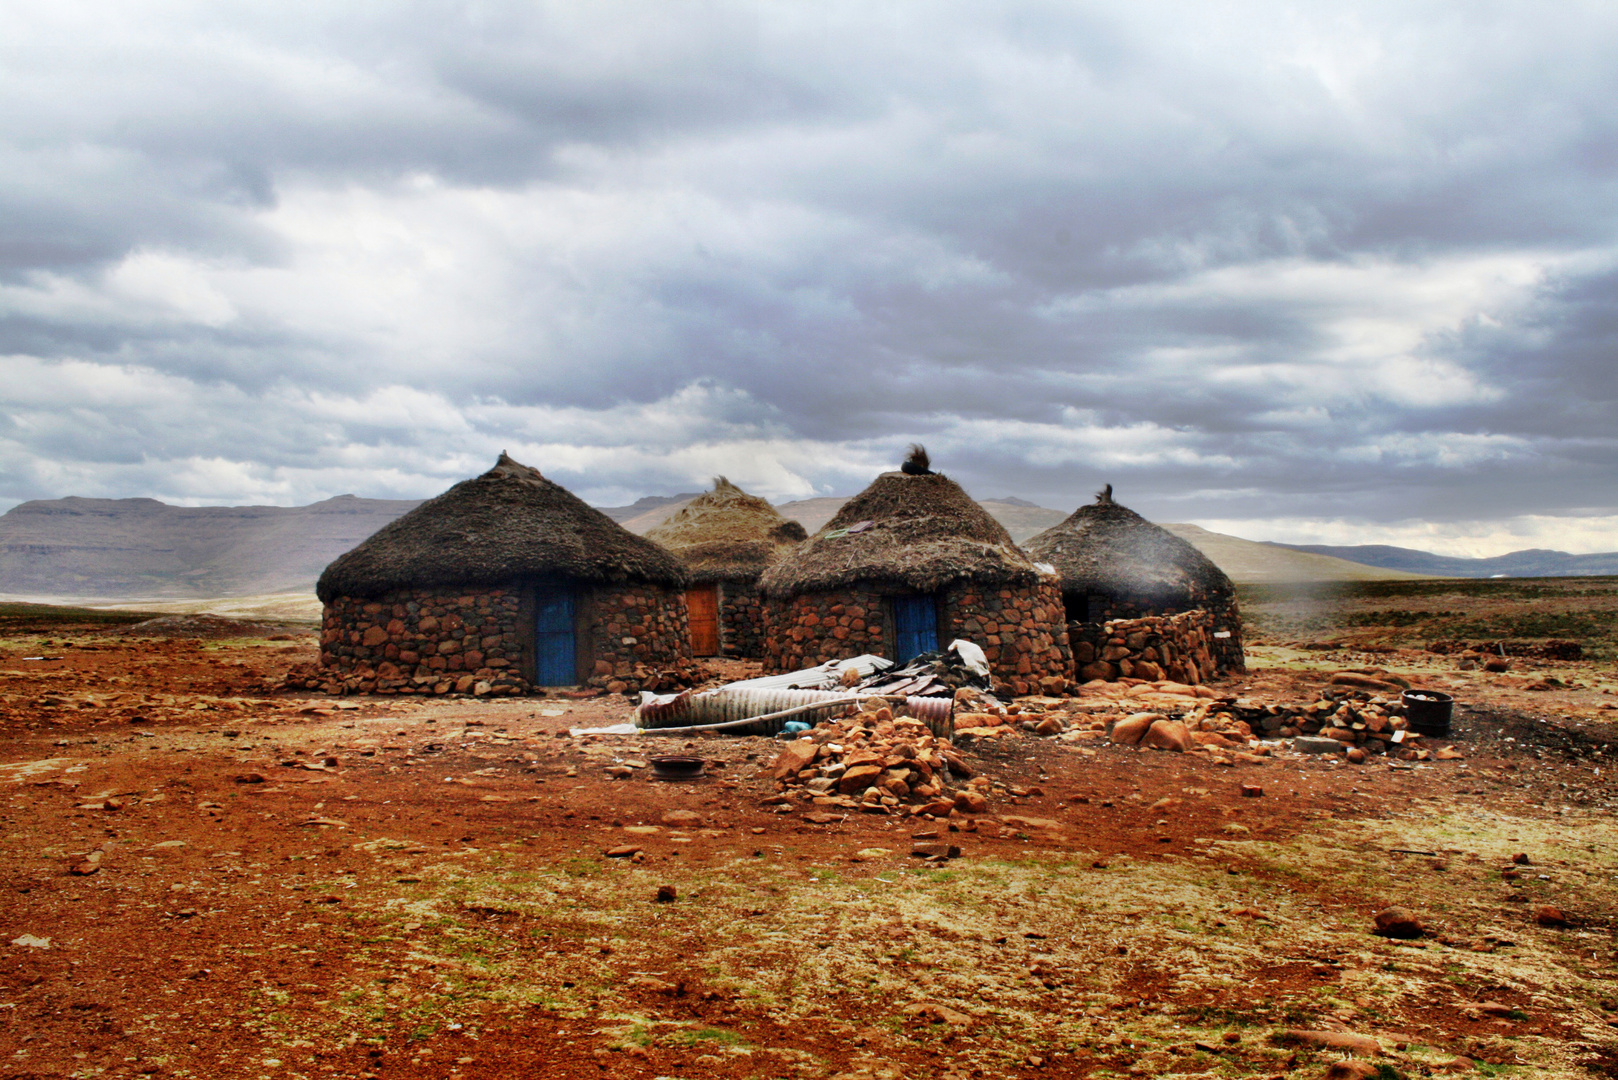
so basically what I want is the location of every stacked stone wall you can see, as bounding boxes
[581,583,694,693]
[1077,593,1245,676]
[718,580,765,658]
[762,586,889,673]
[1070,609,1235,684]
[1206,597,1245,673]
[321,585,529,696]
[938,579,1072,696]
[762,579,1073,696]
[318,580,694,697]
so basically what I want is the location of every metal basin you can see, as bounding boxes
[649,755,706,781]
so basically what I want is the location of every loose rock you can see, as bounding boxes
[1109,713,1158,745]
[1141,718,1193,752]
[1373,906,1424,939]
[1533,904,1570,928]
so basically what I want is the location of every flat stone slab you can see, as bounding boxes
[1293,736,1343,754]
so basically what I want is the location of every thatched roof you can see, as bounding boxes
[1022,489,1234,606]
[317,453,687,602]
[643,477,808,584]
[758,464,1041,598]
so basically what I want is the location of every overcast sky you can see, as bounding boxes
[2,2,1616,556]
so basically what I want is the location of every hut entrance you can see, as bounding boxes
[891,593,939,663]
[1063,592,1096,624]
[686,584,721,656]
[533,585,578,686]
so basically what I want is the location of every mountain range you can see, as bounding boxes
[2,491,1606,603]
[1271,543,1618,578]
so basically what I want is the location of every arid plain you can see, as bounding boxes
[2,579,1617,1080]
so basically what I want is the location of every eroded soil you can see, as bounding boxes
[2,618,1618,1080]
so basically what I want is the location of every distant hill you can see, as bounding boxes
[596,492,702,524]
[1272,542,1618,578]
[1161,524,1429,584]
[0,495,421,599]
[1,489,1446,601]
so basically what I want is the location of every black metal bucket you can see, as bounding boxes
[1402,690,1454,738]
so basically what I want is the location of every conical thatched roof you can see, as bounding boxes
[317,453,687,602]
[643,477,808,584]
[759,461,1041,599]
[1022,489,1233,607]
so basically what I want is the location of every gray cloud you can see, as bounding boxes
[1,1,1616,555]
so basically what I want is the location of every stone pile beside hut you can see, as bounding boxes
[315,453,694,696]
[644,478,807,658]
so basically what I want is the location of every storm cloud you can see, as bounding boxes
[2,1,1616,555]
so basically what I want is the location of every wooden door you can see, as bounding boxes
[687,584,720,656]
[891,593,939,663]
[533,585,577,685]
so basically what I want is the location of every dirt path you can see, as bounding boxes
[2,627,1617,1079]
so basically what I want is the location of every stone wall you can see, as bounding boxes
[318,580,693,697]
[1070,609,1232,684]
[321,585,529,696]
[718,580,765,659]
[1076,594,1245,676]
[762,579,1074,696]
[762,585,889,674]
[1205,598,1245,673]
[580,583,694,693]
[938,579,1073,696]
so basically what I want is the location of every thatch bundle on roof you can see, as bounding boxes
[316,453,687,603]
[759,467,1040,598]
[1022,489,1233,609]
[644,478,807,584]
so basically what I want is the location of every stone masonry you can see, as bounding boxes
[1077,594,1244,675]
[1070,609,1235,685]
[939,579,1073,696]
[581,583,694,693]
[321,586,528,697]
[763,579,1073,696]
[718,580,765,659]
[318,581,692,697]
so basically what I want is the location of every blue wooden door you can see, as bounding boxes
[533,586,577,686]
[892,594,939,663]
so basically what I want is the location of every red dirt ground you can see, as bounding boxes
[3,622,1618,1079]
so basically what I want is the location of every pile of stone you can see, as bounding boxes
[1070,610,1221,684]
[952,694,1078,741]
[765,701,996,817]
[1053,677,1456,762]
[1429,639,1583,662]
[1133,684,1455,762]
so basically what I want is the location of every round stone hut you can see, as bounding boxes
[1022,487,1244,682]
[643,477,808,658]
[316,453,692,695]
[758,450,1072,696]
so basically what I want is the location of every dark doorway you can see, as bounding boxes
[533,585,577,686]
